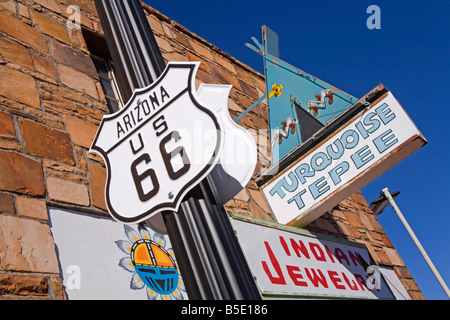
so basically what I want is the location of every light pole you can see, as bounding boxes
[93,0,261,300]
[370,188,450,299]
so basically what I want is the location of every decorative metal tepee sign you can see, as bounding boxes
[247,26,358,165]
[247,26,427,227]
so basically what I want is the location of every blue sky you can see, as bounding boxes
[146,0,450,299]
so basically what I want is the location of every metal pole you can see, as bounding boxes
[94,0,165,98]
[382,188,450,299]
[94,0,261,300]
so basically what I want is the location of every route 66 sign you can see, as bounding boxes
[90,62,223,223]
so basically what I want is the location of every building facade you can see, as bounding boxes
[0,0,424,299]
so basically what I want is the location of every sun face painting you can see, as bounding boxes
[115,224,185,300]
[131,239,179,295]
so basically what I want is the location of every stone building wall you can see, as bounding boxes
[0,0,424,299]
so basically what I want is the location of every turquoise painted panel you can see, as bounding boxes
[261,26,358,164]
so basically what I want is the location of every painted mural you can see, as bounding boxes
[48,207,186,300]
[115,225,185,300]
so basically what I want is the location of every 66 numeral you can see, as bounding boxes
[130,128,191,202]
[131,153,159,202]
[160,131,190,180]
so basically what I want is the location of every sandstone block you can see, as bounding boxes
[371,248,390,266]
[18,4,30,18]
[171,28,192,50]
[210,64,241,90]
[155,35,175,53]
[0,215,59,273]
[64,115,98,149]
[89,161,107,210]
[401,278,421,292]
[186,51,210,72]
[58,64,98,99]
[233,189,250,202]
[235,200,249,210]
[367,214,386,234]
[49,39,97,79]
[31,10,69,45]
[350,191,370,207]
[32,53,58,79]
[384,247,405,266]
[382,234,394,248]
[0,0,15,12]
[19,119,75,165]
[68,0,98,16]
[359,212,375,232]
[0,193,15,214]
[41,91,77,112]
[33,0,61,13]
[0,150,45,196]
[0,66,40,109]
[343,210,363,228]
[0,274,49,296]
[162,51,189,64]
[236,66,256,87]
[0,111,15,135]
[16,196,48,220]
[238,79,259,100]
[249,201,273,222]
[393,265,413,279]
[46,176,90,206]
[147,14,164,35]
[49,277,66,300]
[189,40,214,61]
[248,188,271,213]
[0,11,48,52]
[212,52,236,74]
[408,291,426,300]
[0,37,34,70]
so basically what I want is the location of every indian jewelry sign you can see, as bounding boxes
[231,217,409,299]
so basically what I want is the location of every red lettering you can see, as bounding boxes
[279,236,291,256]
[354,274,369,291]
[328,271,345,290]
[261,241,286,285]
[334,248,350,265]
[305,268,328,288]
[309,243,326,262]
[287,265,308,287]
[290,239,310,259]
[348,251,363,267]
[342,273,358,291]
[324,246,335,263]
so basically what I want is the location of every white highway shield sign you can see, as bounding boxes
[90,62,223,223]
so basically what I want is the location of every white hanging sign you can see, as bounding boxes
[262,90,427,227]
[196,84,257,205]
